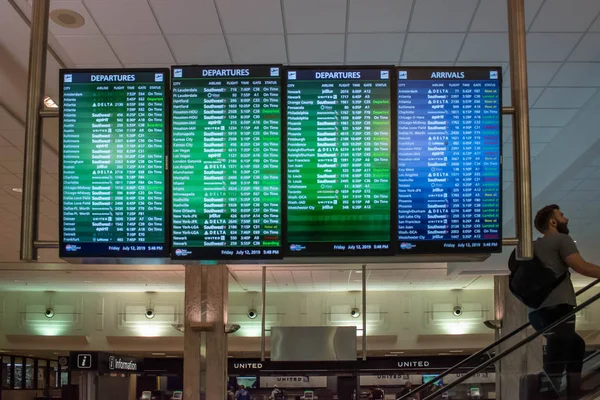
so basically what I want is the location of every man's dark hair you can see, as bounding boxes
[534,204,560,233]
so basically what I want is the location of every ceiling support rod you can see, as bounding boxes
[507,0,533,260]
[20,0,50,262]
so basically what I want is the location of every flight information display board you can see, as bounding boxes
[396,67,502,253]
[171,65,282,260]
[59,69,169,258]
[285,67,394,256]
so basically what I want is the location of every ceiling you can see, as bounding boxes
[0,0,599,290]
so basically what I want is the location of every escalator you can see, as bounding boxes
[396,278,600,400]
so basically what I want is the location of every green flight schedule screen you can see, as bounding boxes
[59,69,169,258]
[171,65,282,260]
[285,67,393,256]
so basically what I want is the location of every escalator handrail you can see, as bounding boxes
[396,278,600,400]
[421,286,600,400]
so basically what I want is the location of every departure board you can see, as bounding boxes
[285,67,393,256]
[59,69,169,258]
[171,65,282,260]
[396,67,502,254]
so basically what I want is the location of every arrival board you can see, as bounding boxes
[396,67,502,253]
[60,69,169,258]
[171,66,282,260]
[285,67,393,256]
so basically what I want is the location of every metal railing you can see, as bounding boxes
[420,288,600,400]
[397,278,600,400]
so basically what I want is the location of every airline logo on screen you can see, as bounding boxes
[64,74,72,83]
[65,244,81,252]
[289,244,306,252]
[174,248,192,257]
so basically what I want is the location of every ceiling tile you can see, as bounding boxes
[55,35,120,66]
[0,146,23,162]
[402,33,464,62]
[569,34,600,62]
[348,0,412,32]
[409,0,478,32]
[561,190,600,202]
[530,142,547,158]
[228,35,286,64]
[107,35,174,65]
[469,0,543,32]
[149,0,222,35]
[534,88,597,108]
[346,33,404,63]
[575,180,600,191]
[0,161,24,174]
[458,33,509,62]
[530,0,600,32]
[505,63,562,87]
[526,33,581,62]
[0,136,12,147]
[167,35,230,65]
[49,1,100,35]
[0,109,22,131]
[529,108,578,127]
[551,63,600,87]
[84,0,161,35]
[217,0,283,34]
[573,166,598,180]
[591,16,600,32]
[529,127,562,143]
[284,0,346,34]
[499,85,542,106]
[287,34,345,64]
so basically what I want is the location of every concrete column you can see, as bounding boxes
[495,276,544,399]
[184,265,229,400]
[184,266,203,400]
[205,264,229,398]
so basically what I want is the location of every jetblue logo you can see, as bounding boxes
[77,354,92,369]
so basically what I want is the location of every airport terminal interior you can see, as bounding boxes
[2,0,600,399]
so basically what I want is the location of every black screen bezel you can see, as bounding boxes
[58,68,171,259]
[394,66,503,255]
[282,65,397,257]
[169,64,285,261]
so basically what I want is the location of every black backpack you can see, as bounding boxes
[508,249,567,308]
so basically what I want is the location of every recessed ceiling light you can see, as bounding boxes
[355,270,363,274]
[50,9,85,29]
[84,281,94,283]
[43,96,59,109]
[389,351,404,354]
[53,352,59,355]
[353,280,361,282]
[151,353,166,356]
[449,350,463,353]
[166,355,179,358]
[12,188,22,193]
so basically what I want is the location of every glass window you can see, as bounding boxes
[50,361,59,389]
[38,360,47,390]
[14,357,22,389]
[25,358,34,389]
[2,356,11,389]
[60,365,68,387]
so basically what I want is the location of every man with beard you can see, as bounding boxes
[528,205,600,399]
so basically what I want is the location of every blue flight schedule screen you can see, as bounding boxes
[396,67,502,254]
